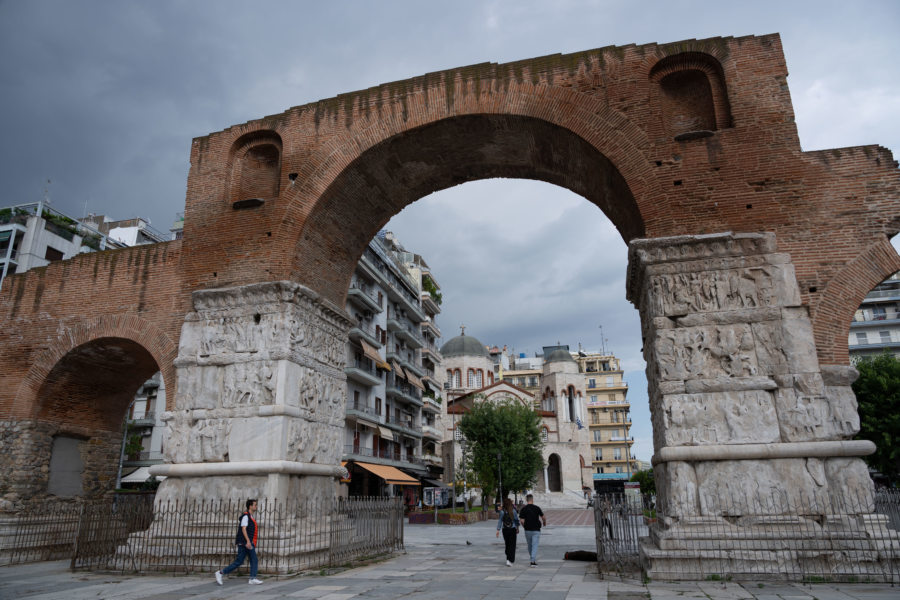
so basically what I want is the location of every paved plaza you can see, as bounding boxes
[2,510,897,599]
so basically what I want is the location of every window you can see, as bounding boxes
[590,395,597,403]
[454,427,463,441]
[378,291,383,307]
[593,430,603,442]
[453,370,461,388]
[475,370,483,388]
[467,369,475,388]
[44,246,64,261]
[588,378,596,389]
[541,427,549,443]
[614,449,622,460]
[606,376,614,387]
[615,466,624,474]
[594,448,603,461]
[608,394,616,402]
[376,397,382,415]
[529,376,538,387]
[857,332,869,345]
[880,331,891,343]
[353,390,360,409]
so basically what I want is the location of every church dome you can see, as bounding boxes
[441,334,489,358]
[545,348,576,364]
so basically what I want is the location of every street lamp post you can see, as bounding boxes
[497,451,502,503]
[461,439,468,513]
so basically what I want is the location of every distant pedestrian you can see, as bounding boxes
[495,497,519,566]
[519,494,547,567]
[215,499,263,586]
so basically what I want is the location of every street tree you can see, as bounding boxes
[458,397,544,502]
[852,352,900,482]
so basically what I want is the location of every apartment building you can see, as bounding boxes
[848,271,900,360]
[1,201,169,289]
[574,352,637,492]
[119,373,167,486]
[341,232,443,501]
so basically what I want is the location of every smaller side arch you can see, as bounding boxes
[811,237,900,365]
[14,314,179,419]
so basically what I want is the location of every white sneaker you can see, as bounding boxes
[249,578,263,585]
[505,560,512,567]
[214,571,223,585]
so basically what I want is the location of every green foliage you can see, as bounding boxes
[853,353,900,481]
[458,397,544,499]
[422,275,442,306]
[630,468,656,495]
[125,434,144,459]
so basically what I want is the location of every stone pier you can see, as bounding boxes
[627,232,898,580]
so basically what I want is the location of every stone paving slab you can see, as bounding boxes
[2,516,899,599]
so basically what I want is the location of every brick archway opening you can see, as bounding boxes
[29,337,161,498]
[293,114,646,305]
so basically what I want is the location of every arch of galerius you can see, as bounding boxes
[1,33,898,576]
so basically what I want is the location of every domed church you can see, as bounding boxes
[439,329,593,507]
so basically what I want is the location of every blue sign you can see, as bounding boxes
[592,473,629,480]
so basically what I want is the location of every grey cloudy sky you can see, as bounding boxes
[2,1,898,462]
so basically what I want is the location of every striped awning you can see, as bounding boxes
[354,462,420,485]
[391,361,408,380]
[360,340,391,371]
[405,371,425,390]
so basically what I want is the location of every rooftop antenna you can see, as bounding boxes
[598,325,607,355]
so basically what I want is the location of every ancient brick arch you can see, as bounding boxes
[289,111,652,303]
[15,314,178,425]
[1,33,900,574]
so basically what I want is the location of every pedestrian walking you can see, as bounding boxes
[495,497,519,566]
[215,499,263,585]
[518,493,546,567]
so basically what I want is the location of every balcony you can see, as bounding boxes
[347,284,382,313]
[342,444,427,471]
[346,401,379,421]
[421,318,441,338]
[390,323,423,349]
[123,450,164,466]
[127,412,156,427]
[401,359,425,378]
[422,424,441,439]
[591,437,634,445]
[420,292,441,315]
[421,453,442,467]
[421,344,442,363]
[345,359,381,387]
[422,396,441,413]
[383,416,423,438]
[587,381,628,390]
[348,324,381,349]
[386,381,423,407]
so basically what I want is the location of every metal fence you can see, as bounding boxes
[594,488,900,583]
[0,495,403,575]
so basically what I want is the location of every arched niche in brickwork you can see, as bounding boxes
[648,52,733,141]
[227,130,282,207]
[291,113,647,305]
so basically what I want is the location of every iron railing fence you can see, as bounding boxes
[1,495,403,575]
[593,488,900,583]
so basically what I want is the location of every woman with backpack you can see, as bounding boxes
[495,497,519,566]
